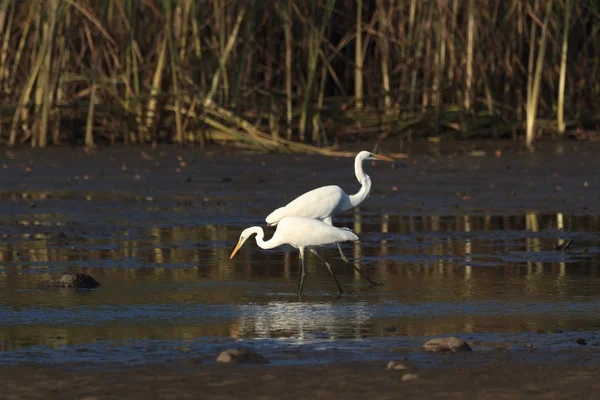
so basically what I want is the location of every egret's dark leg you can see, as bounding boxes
[298,248,307,296]
[323,217,350,263]
[350,264,381,286]
[297,253,303,288]
[309,248,343,294]
[336,243,350,263]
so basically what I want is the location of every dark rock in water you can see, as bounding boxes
[216,348,268,364]
[576,338,587,346]
[422,337,472,353]
[39,273,101,289]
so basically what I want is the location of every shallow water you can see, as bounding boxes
[0,144,599,365]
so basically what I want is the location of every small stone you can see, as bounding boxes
[387,360,413,371]
[422,337,472,353]
[39,273,101,289]
[216,348,268,364]
[401,373,419,381]
[576,338,587,346]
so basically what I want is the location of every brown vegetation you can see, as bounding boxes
[0,1,598,150]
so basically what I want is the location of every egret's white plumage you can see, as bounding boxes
[230,216,360,295]
[265,185,351,225]
[265,151,394,261]
[232,216,358,252]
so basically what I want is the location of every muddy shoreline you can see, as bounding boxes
[2,349,600,399]
[2,140,598,218]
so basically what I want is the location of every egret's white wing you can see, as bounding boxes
[265,185,347,225]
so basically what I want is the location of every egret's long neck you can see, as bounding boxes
[252,227,282,250]
[348,156,371,208]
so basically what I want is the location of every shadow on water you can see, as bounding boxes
[0,146,599,364]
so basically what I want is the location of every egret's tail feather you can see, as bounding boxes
[337,228,358,242]
[265,207,286,225]
[343,231,359,242]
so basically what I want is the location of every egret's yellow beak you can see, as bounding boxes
[230,240,243,259]
[374,154,394,162]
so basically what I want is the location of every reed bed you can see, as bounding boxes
[0,0,598,150]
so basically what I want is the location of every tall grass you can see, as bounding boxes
[0,0,598,150]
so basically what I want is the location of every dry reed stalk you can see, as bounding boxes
[355,0,363,109]
[9,4,46,147]
[526,0,553,147]
[0,0,9,34]
[422,4,432,112]
[433,0,447,111]
[144,37,167,141]
[51,15,67,146]
[377,0,392,113]
[8,3,34,92]
[230,0,255,111]
[177,0,191,62]
[525,1,536,126]
[38,0,58,148]
[0,0,13,93]
[557,0,572,134]
[447,0,458,82]
[312,30,331,144]
[284,0,293,139]
[464,0,475,111]
[408,0,421,111]
[204,5,246,108]
[165,0,183,144]
[85,51,97,148]
[298,0,335,140]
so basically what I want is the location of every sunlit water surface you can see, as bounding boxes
[1,149,599,365]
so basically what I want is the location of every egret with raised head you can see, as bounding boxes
[265,151,394,262]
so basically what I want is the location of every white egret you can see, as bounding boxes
[265,151,394,262]
[230,216,372,295]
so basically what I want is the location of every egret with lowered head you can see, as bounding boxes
[230,216,364,295]
[265,151,394,263]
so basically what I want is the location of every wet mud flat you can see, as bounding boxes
[1,140,599,216]
[1,140,600,398]
[1,350,600,399]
